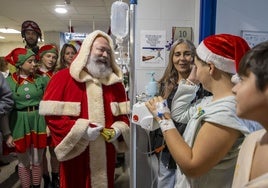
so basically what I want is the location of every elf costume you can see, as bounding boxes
[5,48,48,188]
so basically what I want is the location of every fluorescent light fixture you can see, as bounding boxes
[0,28,20,34]
[0,36,5,39]
[55,6,68,14]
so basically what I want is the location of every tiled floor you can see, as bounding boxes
[0,152,129,188]
[0,154,20,188]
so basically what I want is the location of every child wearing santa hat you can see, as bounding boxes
[5,48,48,188]
[145,34,256,188]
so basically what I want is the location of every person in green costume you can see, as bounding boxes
[5,48,48,188]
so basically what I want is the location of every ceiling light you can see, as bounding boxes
[0,28,20,34]
[55,6,68,14]
[0,36,5,39]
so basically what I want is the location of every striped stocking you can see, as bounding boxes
[32,164,42,186]
[18,166,31,188]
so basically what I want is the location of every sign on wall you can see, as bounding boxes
[173,27,193,41]
[140,30,166,67]
[241,30,268,48]
[59,32,88,51]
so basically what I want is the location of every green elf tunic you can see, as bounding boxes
[6,73,48,153]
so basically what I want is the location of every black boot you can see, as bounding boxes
[43,174,51,188]
[51,172,60,188]
[32,185,40,188]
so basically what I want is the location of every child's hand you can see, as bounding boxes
[187,65,199,85]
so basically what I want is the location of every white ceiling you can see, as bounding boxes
[0,0,126,43]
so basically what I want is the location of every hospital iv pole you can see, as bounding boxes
[129,0,137,188]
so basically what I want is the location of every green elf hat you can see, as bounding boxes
[37,44,58,61]
[5,48,35,67]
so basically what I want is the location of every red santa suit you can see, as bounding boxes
[39,30,130,188]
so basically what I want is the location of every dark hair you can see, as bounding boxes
[0,56,8,72]
[57,43,78,71]
[158,39,195,98]
[238,41,268,91]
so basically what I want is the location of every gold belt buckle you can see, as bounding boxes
[27,106,35,112]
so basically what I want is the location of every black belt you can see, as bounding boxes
[16,105,39,112]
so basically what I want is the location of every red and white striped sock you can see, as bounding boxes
[18,166,31,188]
[31,164,42,186]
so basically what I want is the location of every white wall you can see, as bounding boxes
[0,41,46,57]
[0,42,24,57]
[134,0,200,96]
[216,0,268,36]
[132,1,200,187]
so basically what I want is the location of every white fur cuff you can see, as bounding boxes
[54,118,90,161]
[110,101,130,116]
[39,100,81,116]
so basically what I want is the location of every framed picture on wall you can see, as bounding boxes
[241,30,268,48]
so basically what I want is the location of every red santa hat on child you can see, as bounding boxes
[196,34,250,81]
[5,48,35,68]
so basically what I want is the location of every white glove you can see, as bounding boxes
[83,125,103,141]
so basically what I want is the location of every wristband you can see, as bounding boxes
[159,119,175,132]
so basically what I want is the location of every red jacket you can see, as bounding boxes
[40,68,130,188]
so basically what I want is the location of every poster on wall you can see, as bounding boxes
[59,32,88,51]
[140,30,166,67]
[241,30,268,48]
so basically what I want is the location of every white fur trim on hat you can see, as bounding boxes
[196,41,236,74]
[231,73,241,84]
[70,30,122,83]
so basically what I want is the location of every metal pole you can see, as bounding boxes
[129,0,137,188]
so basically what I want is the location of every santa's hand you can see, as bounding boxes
[101,127,121,142]
[83,126,103,141]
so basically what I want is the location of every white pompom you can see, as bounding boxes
[231,74,241,84]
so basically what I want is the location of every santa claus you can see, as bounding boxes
[39,30,130,188]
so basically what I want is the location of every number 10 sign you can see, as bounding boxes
[172,27,192,41]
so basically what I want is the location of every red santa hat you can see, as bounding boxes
[5,48,35,67]
[21,20,42,40]
[196,34,250,75]
[37,44,58,60]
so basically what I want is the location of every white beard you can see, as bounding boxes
[86,55,113,79]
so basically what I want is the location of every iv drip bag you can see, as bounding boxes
[111,1,129,39]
